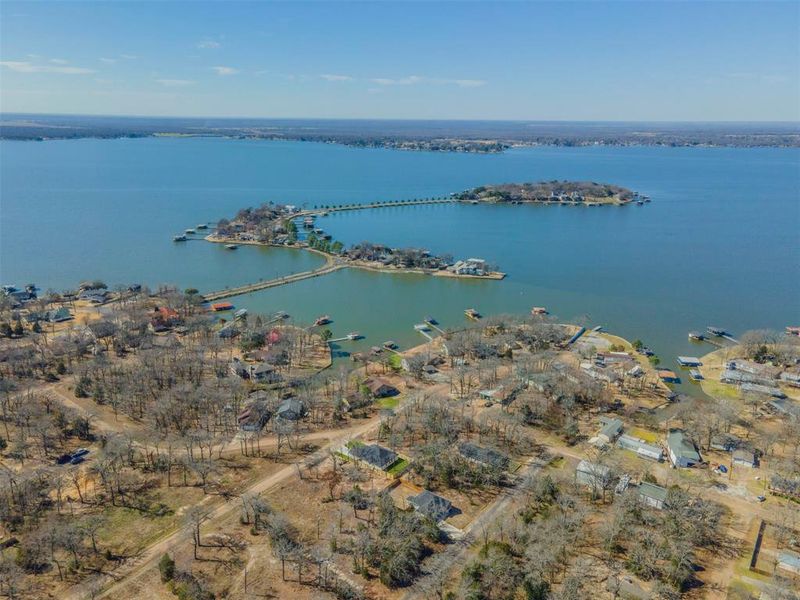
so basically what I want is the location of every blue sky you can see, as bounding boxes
[1,1,798,120]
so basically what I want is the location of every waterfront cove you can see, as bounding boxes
[2,137,798,382]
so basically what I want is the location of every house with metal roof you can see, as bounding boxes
[667,429,701,468]
[617,434,664,461]
[638,482,668,510]
[597,417,623,444]
[407,490,453,522]
[740,382,787,399]
[576,460,614,491]
[348,443,399,471]
[732,449,757,468]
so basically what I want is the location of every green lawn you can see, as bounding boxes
[376,396,400,410]
[386,457,410,477]
[628,427,660,443]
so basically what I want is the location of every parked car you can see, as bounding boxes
[718,465,728,474]
[69,456,85,465]
[72,448,90,458]
[756,495,766,503]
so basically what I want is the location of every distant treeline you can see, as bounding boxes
[2,115,798,148]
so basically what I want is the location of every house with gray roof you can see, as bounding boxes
[407,490,453,522]
[617,434,664,461]
[458,442,509,470]
[597,417,623,444]
[638,482,668,510]
[667,429,701,468]
[732,449,757,468]
[348,443,399,471]
[576,460,614,491]
[740,382,786,399]
[275,398,306,421]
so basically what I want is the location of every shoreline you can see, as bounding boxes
[204,234,506,282]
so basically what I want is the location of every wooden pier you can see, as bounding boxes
[202,262,344,302]
[425,320,446,335]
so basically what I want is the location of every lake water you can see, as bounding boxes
[1,137,798,386]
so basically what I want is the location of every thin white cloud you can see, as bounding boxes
[453,79,487,88]
[198,40,221,49]
[0,60,94,74]
[370,75,423,86]
[211,66,238,76]
[120,54,137,60]
[99,57,117,64]
[156,78,195,87]
[49,58,68,65]
[369,75,486,88]
[321,74,354,82]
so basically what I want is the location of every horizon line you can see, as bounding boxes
[1,111,798,125]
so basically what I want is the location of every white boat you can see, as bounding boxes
[225,244,238,250]
[173,234,187,242]
[689,370,704,381]
[185,228,196,234]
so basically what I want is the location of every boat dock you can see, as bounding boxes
[414,324,434,341]
[202,262,345,302]
[424,318,445,335]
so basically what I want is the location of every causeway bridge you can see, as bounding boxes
[302,197,458,216]
[202,262,345,302]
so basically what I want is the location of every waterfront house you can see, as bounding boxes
[363,377,398,398]
[275,398,306,421]
[617,434,664,461]
[450,257,488,276]
[597,417,624,444]
[725,359,781,379]
[740,382,786,399]
[667,429,701,468]
[348,443,399,471]
[732,449,757,468]
[638,482,668,510]
[407,490,453,522]
[458,442,509,470]
[721,369,773,387]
